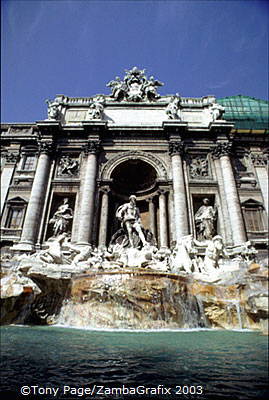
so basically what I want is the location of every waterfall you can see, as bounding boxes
[224,299,243,330]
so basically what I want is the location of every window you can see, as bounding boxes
[6,208,24,228]
[242,199,266,232]
[22,155,36,170]
[5,197,27,229]
[244,208,265,231]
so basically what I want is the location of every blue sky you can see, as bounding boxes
[1,0,268,122]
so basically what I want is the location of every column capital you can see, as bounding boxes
[3,151,19,164]
[251,152,268,167]
[99,185,110,194]
[82,140,101,155]
[157,188,169,196]
[146,196,155,203]
[169,141,184,156]
[211,142,233,159]
[38,140,55,155]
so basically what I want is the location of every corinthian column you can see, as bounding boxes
[213,143,246,244]
[14,141,53,251]
[169,142,189,242]
[158,189,168,247]
[98,186,110,247]
[77,141,100,244]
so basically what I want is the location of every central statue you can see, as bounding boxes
[116,195,148,248]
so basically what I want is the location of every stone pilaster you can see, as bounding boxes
[98,186,110,247]
[1,152,19,214]
[14,141,54,250]
[251,153,268,215]
[147,197,156,237]
[212,143,247,244]
[169,142,189,242]
[158,189,168,248]
[77,140,101,244]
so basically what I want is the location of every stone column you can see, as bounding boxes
[98,186,110,247]
[147,197,156,237]
[213,143,247,244]
[251,153,268,215]
[1,152,18,214]
[158,189,168,247]
[77,141,100,244]
[14,141,53,250]
[168,189,175,244]
[213,157,233,245]
[169,142,189,242]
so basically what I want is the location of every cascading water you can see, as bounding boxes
[53,271,206,330]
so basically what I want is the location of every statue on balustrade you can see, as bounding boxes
[106,76,127,101]
[194,198,217,241]
[107,67,163,102]
[49,198,73,237]
[208,101,225,121]
[110,195,155,249]
[87,96,105,119]
[166,95,181,119]
[143,76,163,101]
[45,99,61,120]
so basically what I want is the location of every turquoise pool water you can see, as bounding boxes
[0,326,268,399]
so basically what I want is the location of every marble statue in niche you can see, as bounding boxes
[194,198,217,241]
[110,195,155,249]
[49,198,73,237]
[115,195,148,248]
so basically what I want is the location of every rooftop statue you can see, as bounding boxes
[166,94,181,119]
[209,100,225,121]
[107,67,163,102]
[87,96,105,120]
[203,100,225,124]
[45,98,61,120]
[106,77,127,101]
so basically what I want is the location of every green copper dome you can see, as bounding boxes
[218,95,269,130]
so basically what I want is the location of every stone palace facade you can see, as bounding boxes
[1,68,268,259]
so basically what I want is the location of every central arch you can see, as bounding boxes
[111,159,157,196]
[100,150,167,181]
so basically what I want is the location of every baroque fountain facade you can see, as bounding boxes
[1,68,268,332]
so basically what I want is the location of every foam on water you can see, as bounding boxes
[53,323,254,333]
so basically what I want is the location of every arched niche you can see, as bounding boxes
[98,152,169,246]
[100,151,167,182]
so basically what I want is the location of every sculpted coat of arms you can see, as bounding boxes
[107,67,163,102]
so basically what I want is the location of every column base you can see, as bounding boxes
[75,241,91,247]
[12,242,36,252]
